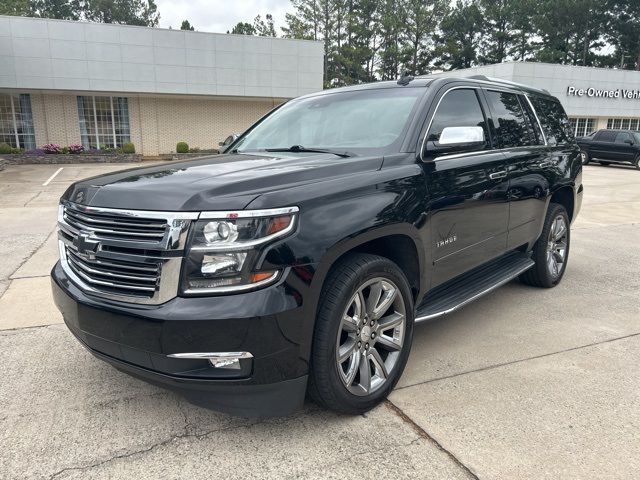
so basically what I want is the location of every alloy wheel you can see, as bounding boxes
[335,277,406,396]
[546,215,568,278]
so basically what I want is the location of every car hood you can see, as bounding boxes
[62,152,383,211]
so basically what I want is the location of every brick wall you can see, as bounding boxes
[147,96,279,156]
[30,93,281,156]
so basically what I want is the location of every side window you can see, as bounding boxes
[615,132,631,144]
[528,96,574,146]
[427,89,489,144]
[596,130,616,143]
[485,90,534,148]
[519,95,545,145]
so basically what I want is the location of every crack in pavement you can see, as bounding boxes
[385,400,480,480]
[395,331,640,391]
[0,323,63,335]
[47,421,258,480]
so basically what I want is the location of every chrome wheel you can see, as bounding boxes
[546,215,568,278]
[335,277,406,396]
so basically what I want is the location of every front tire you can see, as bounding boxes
[634,154,640,170]
[308,253,414,414]
[520,203,570,288]
[580,150,590,165]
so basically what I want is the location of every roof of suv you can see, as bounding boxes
[298,74,552,100]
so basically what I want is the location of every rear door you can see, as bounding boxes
[527,94,578,235]
[482,90,549,249]
[421,87,510,286]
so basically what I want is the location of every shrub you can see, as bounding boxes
[120,142,135,154]
[61,146,69,154]
[68,144,84,154]
[42,143,62,154]
[188,147,200,153]
[176,142,189,153]
[11,148,22,154]
[0,143,12,154]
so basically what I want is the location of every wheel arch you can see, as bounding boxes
[311,226,425,307]
[549,185,576,222]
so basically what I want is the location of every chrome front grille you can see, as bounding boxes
[63,207,167,243]
[58,202,199,304]
[65,247,160,297]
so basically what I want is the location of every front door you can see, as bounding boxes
[422,87,510,287]
[612,131,636,161]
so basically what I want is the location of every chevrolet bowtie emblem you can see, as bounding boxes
[73,232,100,258]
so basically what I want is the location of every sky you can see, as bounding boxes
[155,0,293,34]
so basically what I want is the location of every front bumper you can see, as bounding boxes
[51,261,311,417]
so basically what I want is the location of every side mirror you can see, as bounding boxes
[624,138,634,145]
[218,133,240,153]
[423,126,486,160]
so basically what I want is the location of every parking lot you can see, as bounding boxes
[1,162,638,479]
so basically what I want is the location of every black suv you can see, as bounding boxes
[577,129,640,169]
[52,75,583,417]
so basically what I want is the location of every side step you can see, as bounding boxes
[415,252,534,322]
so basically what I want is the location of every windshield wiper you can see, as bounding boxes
[264,145,353,158]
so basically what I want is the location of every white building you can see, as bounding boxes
[438,61,640,137]
[0,15,324,155]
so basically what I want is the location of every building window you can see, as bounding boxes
[77,96,130,150]
[569,117,596,137]
[606,118,640,131]
[0,94,36,149]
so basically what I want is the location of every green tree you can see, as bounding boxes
[253,13,276,36]
[434,0,483,70]
[376,0,405,80]
[0,0,30,15]
[533,0,608,66]
[229,21,256,35]
[400,0,448,75]
[477,0,517,64]
[29,0,81,20]
[83,0,160,27]
[606,0,640,69]
[180,19,194,30]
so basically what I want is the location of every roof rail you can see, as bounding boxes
[466,74,550,95]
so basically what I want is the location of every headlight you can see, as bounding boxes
[182,207,298,294]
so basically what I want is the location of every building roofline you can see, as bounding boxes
[450,60,639,76]
[0,14,323,44]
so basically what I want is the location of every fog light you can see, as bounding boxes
[210,358,241,369]
[167,351,253,370]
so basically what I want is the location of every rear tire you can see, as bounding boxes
[308,253,414,415]
[634,154,640,170]
[580,150,590,165]
[520,203,570,288]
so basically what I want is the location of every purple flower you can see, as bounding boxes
[24,148,45,155]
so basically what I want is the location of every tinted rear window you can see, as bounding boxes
[485,90,534,148]
[528,96,574,146]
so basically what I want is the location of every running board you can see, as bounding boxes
[415,252,534,322]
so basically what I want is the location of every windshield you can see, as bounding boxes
[234,87,424,155]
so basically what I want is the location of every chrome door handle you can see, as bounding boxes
[489,170,507,180]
